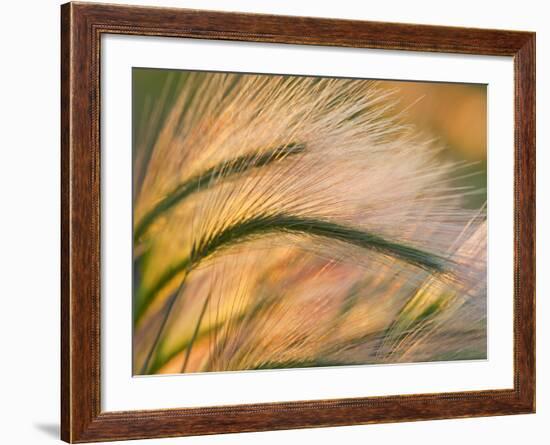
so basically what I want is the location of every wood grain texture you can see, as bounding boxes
[60,2,536,442]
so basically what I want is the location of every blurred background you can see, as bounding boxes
[379,80,487,209]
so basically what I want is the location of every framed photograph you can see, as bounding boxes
[61,2,535,442]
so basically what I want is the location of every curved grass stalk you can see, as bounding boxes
[135,214,447,324]
[146,314,221,374]
[147,291,280,374]
[134,142,306,242]
[138,280,187,374]
[180,293,210,373]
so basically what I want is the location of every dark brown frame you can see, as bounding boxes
[61,1,536,442]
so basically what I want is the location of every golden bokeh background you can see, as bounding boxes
[379,80,487,208]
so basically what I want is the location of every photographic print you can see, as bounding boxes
[61,5,535,440]
[132,68,487,376]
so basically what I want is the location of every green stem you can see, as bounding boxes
[139,277,187,374]
[135,215,446,324]
[134,142,306,242]
[146,294,277,374]
[180,294,210,373]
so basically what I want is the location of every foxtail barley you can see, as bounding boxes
[133,70,486,374]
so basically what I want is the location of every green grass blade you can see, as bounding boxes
[135,215,446,323]
[134,142,306,241]
[146,294,278,374]
[180,294,210,373]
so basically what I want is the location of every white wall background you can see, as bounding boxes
[0,0,546,444]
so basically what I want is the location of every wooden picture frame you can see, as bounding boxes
[61,2,535,442]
